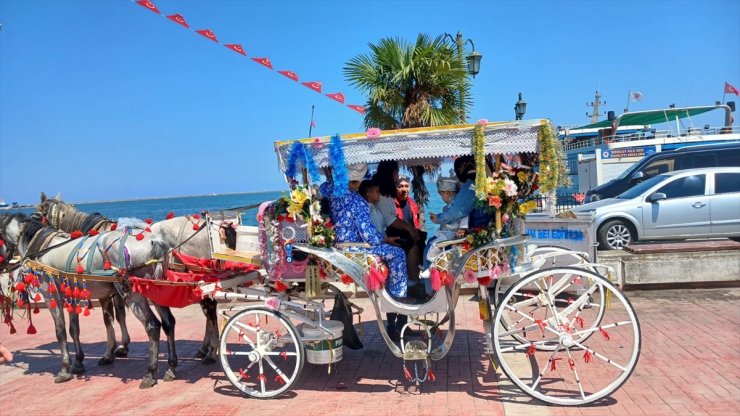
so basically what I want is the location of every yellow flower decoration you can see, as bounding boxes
[290,189,308,206]
[517,171,528,182]
[287,202,304,219]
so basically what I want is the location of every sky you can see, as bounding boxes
[1,0,738,204]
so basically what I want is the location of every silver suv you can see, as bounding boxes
[573,167,740,250]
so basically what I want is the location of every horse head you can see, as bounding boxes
[38,192,72,229]
[0,213,27,267]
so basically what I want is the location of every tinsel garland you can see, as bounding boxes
[329,134,349,197]
[473,124,487,200]
[285,141,321,183]
[537,121,570,193]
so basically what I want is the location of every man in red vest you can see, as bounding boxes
[394,175,428,301]
[394,175,421,229]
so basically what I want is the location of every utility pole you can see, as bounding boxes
[586,90,606,123]
[455,32,466,123]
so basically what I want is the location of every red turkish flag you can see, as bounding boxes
[167,14,189,28]
[225,44,246,56]
[302,81,322,93]
[278,70,299,81]
[136,0,161,14]
[325,92,345,103]
[196,29,218,43]
[251,57,273,69]
[347,105,366,114]
[725,82,740,96]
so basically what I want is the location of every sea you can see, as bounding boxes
[5,190,445,233]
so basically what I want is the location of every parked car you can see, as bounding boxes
[573,167,740,250]
[585,141,740,203]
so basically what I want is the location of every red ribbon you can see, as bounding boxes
[549,358,562,371]
[575,316,585,329]
[274,375,285,385]
[584,350,593,363]
[599,326,610,341]
[526,343,536,357]
[535,319,547,335]
[280,351,289,361]
[238,368,249,381]
[257,374,267,383]
[568,358,576,371]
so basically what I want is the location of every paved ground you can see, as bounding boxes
[1,287,739,416]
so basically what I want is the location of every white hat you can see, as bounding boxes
[348,163,368,182]
[436,175,460,192]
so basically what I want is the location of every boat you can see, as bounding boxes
[559,96,739,193]
[0,200,8,208]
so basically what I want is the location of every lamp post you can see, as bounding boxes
[514,92,527,120]
[444,32,482,122]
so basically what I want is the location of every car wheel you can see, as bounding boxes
[598,219,634,250]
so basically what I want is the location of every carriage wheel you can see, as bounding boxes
[492,267,640,406]
[219,307,304,399]
[491,247,606,349]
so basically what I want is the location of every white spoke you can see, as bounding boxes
[572,341,627,372]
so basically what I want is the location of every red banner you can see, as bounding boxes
[137,0,161,15]
[224,44,246,56]
[347,105,366,114]
[278,70,299,81]
[196,29,218,43]
[167,14,189,28]
[251,57,273,69]
[302,81,322,93]
[325,92,345,103]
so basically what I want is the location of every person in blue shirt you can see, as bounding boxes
[433,156,493,230]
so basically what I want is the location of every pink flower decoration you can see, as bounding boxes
[366,127,381,139]
[488,195,502,208]
[476,119,488,126]
[490,264,502,280]
[463,269,477,284]
[311,137,323,149]
[265,296,281,311]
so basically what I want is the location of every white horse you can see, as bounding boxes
[0,213,171,388]
[38,193,220,363]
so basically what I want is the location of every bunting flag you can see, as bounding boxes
[167,14,189,28]
[302,81,322,93]
[278,70,299,81]
[725,82,740,96]
[325,92,345,103]
[251,57,273,69]
[131,0,366,115]
[225,44,246,56]
[137,0,160,14]
[196,29,218,43]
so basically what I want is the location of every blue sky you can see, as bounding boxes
[1,0,738,204]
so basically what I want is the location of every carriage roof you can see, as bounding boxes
[273,118,551,173]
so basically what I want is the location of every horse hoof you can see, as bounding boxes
[71,364,86,375]
[139,377,157,389]
[54,373,73,383]
[163,368,176,382]
[114,346,129,358]
[194,350,207,360]
[201,356,216,365]
[98,356,115,366]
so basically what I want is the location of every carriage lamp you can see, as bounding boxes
[515,92,527,120]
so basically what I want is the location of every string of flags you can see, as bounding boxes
[132,0,366,115]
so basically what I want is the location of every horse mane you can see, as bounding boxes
[0,213,26,233]
[40,197,109,233]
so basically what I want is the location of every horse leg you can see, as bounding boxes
[112,293,130,357]
[199,298,219,365]
[48,302,74,383]
[154,305,177,381]
[68,312,86,375]
[126,293,162,389]
[98,296,117,365]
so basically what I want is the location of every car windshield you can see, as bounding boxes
[615,161,640,180]
[615,174,671,199]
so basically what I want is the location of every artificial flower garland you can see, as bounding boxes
[473,122,487,200]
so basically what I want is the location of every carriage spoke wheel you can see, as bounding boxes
[491,248,606,350]
[492,267,640,406]
[220,307,304,399]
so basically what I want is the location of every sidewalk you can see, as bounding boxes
[1,288,739,416]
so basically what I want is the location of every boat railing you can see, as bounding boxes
[562,125,740,151]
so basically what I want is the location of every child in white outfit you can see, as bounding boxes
[420,174,468,279]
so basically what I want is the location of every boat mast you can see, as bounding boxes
[586,90,606,123]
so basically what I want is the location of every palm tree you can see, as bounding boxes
[344,34,471,130]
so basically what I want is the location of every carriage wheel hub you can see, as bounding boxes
[248,351,260,362]
[559,334,574,347]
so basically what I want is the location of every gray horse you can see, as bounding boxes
[38,193,220,363]
[0,213,172,388]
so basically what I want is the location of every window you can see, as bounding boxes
[690,153,716,169]
[656,174,706,199]
[642,159,675,178]
[717,149,740,166]
[715,173,740,194]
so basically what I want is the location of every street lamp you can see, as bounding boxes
[514,92,527,120]
[444,32,483,122]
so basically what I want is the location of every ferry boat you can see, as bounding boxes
[559,99,739,194]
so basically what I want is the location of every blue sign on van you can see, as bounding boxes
[601,146,656,159]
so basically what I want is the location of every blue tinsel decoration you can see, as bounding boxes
[285,141,304,180]
[302,143,321,183]
[329,134,348,197]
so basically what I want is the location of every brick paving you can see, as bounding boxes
[1,287,739,416]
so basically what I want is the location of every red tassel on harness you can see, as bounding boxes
[27,323,37,335]
[403,366,413,381]
[49,299,57,308]
[70,230,83,239]
[427,368,436,382]
[15,282,26,293]
[75,305,82,314]
[84,307,91,317]
[192,214,201,220]
[42,216,47,225]
[104,261,111,270]
[76,264,84,274]
[145,218,153,225]
[136,233,145,241]
[24,273,34,284]
[166,212,175,220]
[48,283,57,294]
[34,293,41,302]
[88,229,99,236]
[16,298,23,308]
[145,227,151,233]
[110,224,118,231]
[192,224,200,231]
[0,255,3,263]
[274,280,288,292]
[0,239,4,246]
[430,268,441,291]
